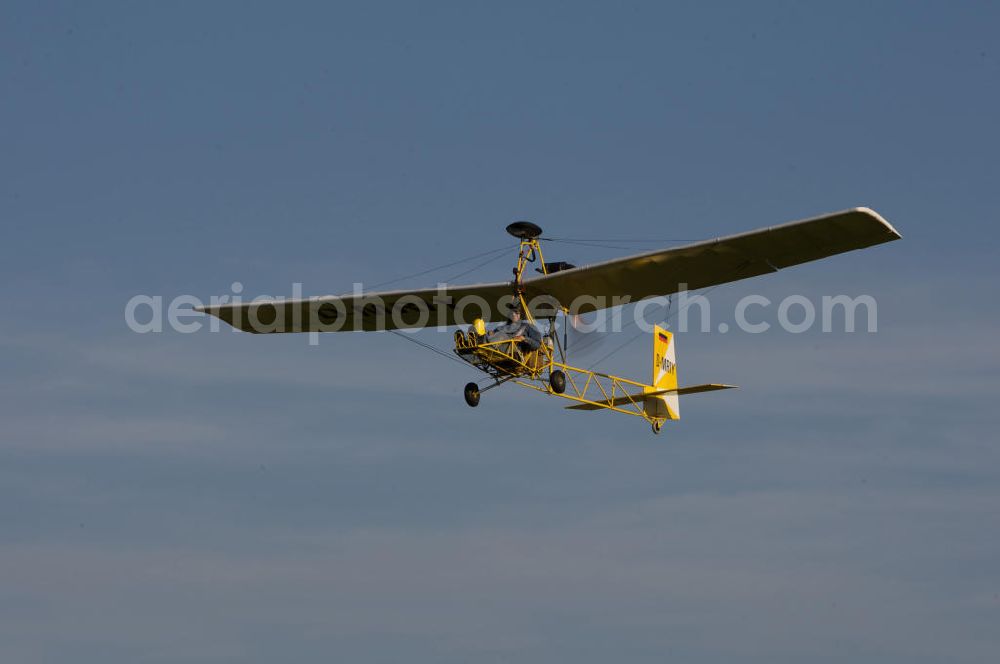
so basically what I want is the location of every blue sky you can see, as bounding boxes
[2,2,999,662]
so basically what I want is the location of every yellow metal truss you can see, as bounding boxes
[453,326,663,428]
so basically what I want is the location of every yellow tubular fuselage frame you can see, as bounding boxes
[452,236,665,427]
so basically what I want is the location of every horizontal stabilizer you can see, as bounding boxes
[565,383,736,410]
[669,383,738,396]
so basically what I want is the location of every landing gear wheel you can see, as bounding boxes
[651,420,663,435]
[454,330,467,348]
[463,382,481,407]
[549,370,566,394]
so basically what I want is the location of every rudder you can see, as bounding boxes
[645,325,679,420]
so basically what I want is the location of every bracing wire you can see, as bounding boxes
[541,236,699,251]
[389,329,474,371]
[545,236,698,243]
[583,297,672,370]
[583,282,729,371]
[373,232,722,377]
[540,239,642,251]
[378,240,517,378]
[569,306,638,358]
[577,259,755,370]
[370,245,510,290]
[444,249,511,283]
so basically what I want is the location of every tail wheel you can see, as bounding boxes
[463,382,481,407]
[651,420,663,435]
[549,369,566,394]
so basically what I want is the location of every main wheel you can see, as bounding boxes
[463,382,481,407]
[651,420,663,435]
[549,369,566,394]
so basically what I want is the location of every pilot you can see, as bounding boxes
[487,305,541,353]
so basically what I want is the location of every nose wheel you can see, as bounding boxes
[651,420,663,435]
[463,382,481,407]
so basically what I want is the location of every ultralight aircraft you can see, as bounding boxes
[197,208,900,433]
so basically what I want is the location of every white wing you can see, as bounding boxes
[197,207,900,333]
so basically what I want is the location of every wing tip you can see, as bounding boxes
[852,206,902,240]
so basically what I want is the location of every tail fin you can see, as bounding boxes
[645,325,680,420]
